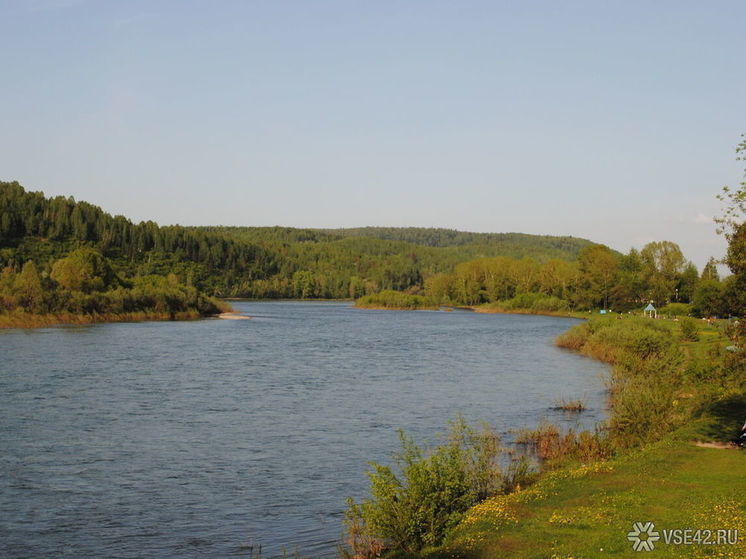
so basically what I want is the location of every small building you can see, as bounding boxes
[643,303,657,318]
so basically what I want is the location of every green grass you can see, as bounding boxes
[419,432,745,558]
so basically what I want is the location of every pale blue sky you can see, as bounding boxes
[1,1,744,267]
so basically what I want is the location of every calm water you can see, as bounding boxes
[0,301,608,558]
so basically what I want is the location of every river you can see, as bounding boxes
[0,301,608,558]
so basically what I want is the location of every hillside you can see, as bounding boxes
[0,181,599,300]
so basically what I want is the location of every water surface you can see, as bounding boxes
[0,301,608,558]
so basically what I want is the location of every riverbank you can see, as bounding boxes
[372,316,745,558]
[354,290,439,311]
[469,303,589,319]
[0,309,213,329]
[427,430,745,558]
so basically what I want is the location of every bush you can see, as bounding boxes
[502,292,569,312]
[355,290,436,310]
[555,322,592,351]
[659,302,692,317]
[344,419,503,555]
[679,318,700,342]
[514,421,610,464]
[556,317,687,449]
[607,374,683,449]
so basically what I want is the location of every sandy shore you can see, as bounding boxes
[218,312,251,320]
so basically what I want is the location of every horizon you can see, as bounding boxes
[2,1,744,268]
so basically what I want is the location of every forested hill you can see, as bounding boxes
[2,181,595,299]
[195,226,594,260]
[324,227,590,252]
[0,181,278,296]
[198,225,591,252]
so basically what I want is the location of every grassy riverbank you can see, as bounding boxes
[426,430,745,558]
[347,316,745,558]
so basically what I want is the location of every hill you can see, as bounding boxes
[2,180,595,300]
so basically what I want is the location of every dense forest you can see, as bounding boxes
[2,169,743,321]
[0,181,594,305]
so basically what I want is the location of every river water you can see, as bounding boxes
[0,301,608,558]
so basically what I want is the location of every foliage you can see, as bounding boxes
[355,290,437,310]
[3,176,744,316]
[50,247,118,292]
[345,419,504,555]
[0,249,225,324]
[715,134,746,316]
[658,302,691,316]
[679,318,700,342]
[574,244,619,309]
[1,181,597,301]
[556,317,688,449]
[501,293,569,312]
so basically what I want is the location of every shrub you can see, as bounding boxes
[556,316,687,449]
[659,302,692,317]
[514,421,611,464]
[679,318,700,342]
[502,292,569,312]
[355,290,436,310]
[607,374,683,449]
[344,419,503,555]
[555,322,592,351]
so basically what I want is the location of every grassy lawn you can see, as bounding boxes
[426,432,744,558]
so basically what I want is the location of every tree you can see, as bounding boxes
[678,262,699,303]
[715,133,746,243]
[50,248,116,292]
[715,134,746,315]
[691,279,723,318]
[574,244,619,309]
[640,241,686,305]
[700,257,720,281]
[14,261,44,312]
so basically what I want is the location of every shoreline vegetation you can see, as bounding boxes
[0,309,210,329]
[342,315,746,559]
[4,177,744,329]
[0,250,232,329]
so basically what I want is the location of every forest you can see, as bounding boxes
[1,171,744,322]
[1,180,592,308]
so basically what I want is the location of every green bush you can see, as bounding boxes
[502,293,569,312]
[345,419,503,555]
[355,290,436,310]
[679,318,700,342]
[659,302,692,317]
[556,317,686,449]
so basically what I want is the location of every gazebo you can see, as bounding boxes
[643,303,657,318]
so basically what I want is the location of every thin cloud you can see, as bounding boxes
[692,213,712,225]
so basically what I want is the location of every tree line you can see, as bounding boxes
[419,243,739,316]
[1,180,594,301]
[3,133,744,318]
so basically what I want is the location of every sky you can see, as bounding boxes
[1,0,744,268]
